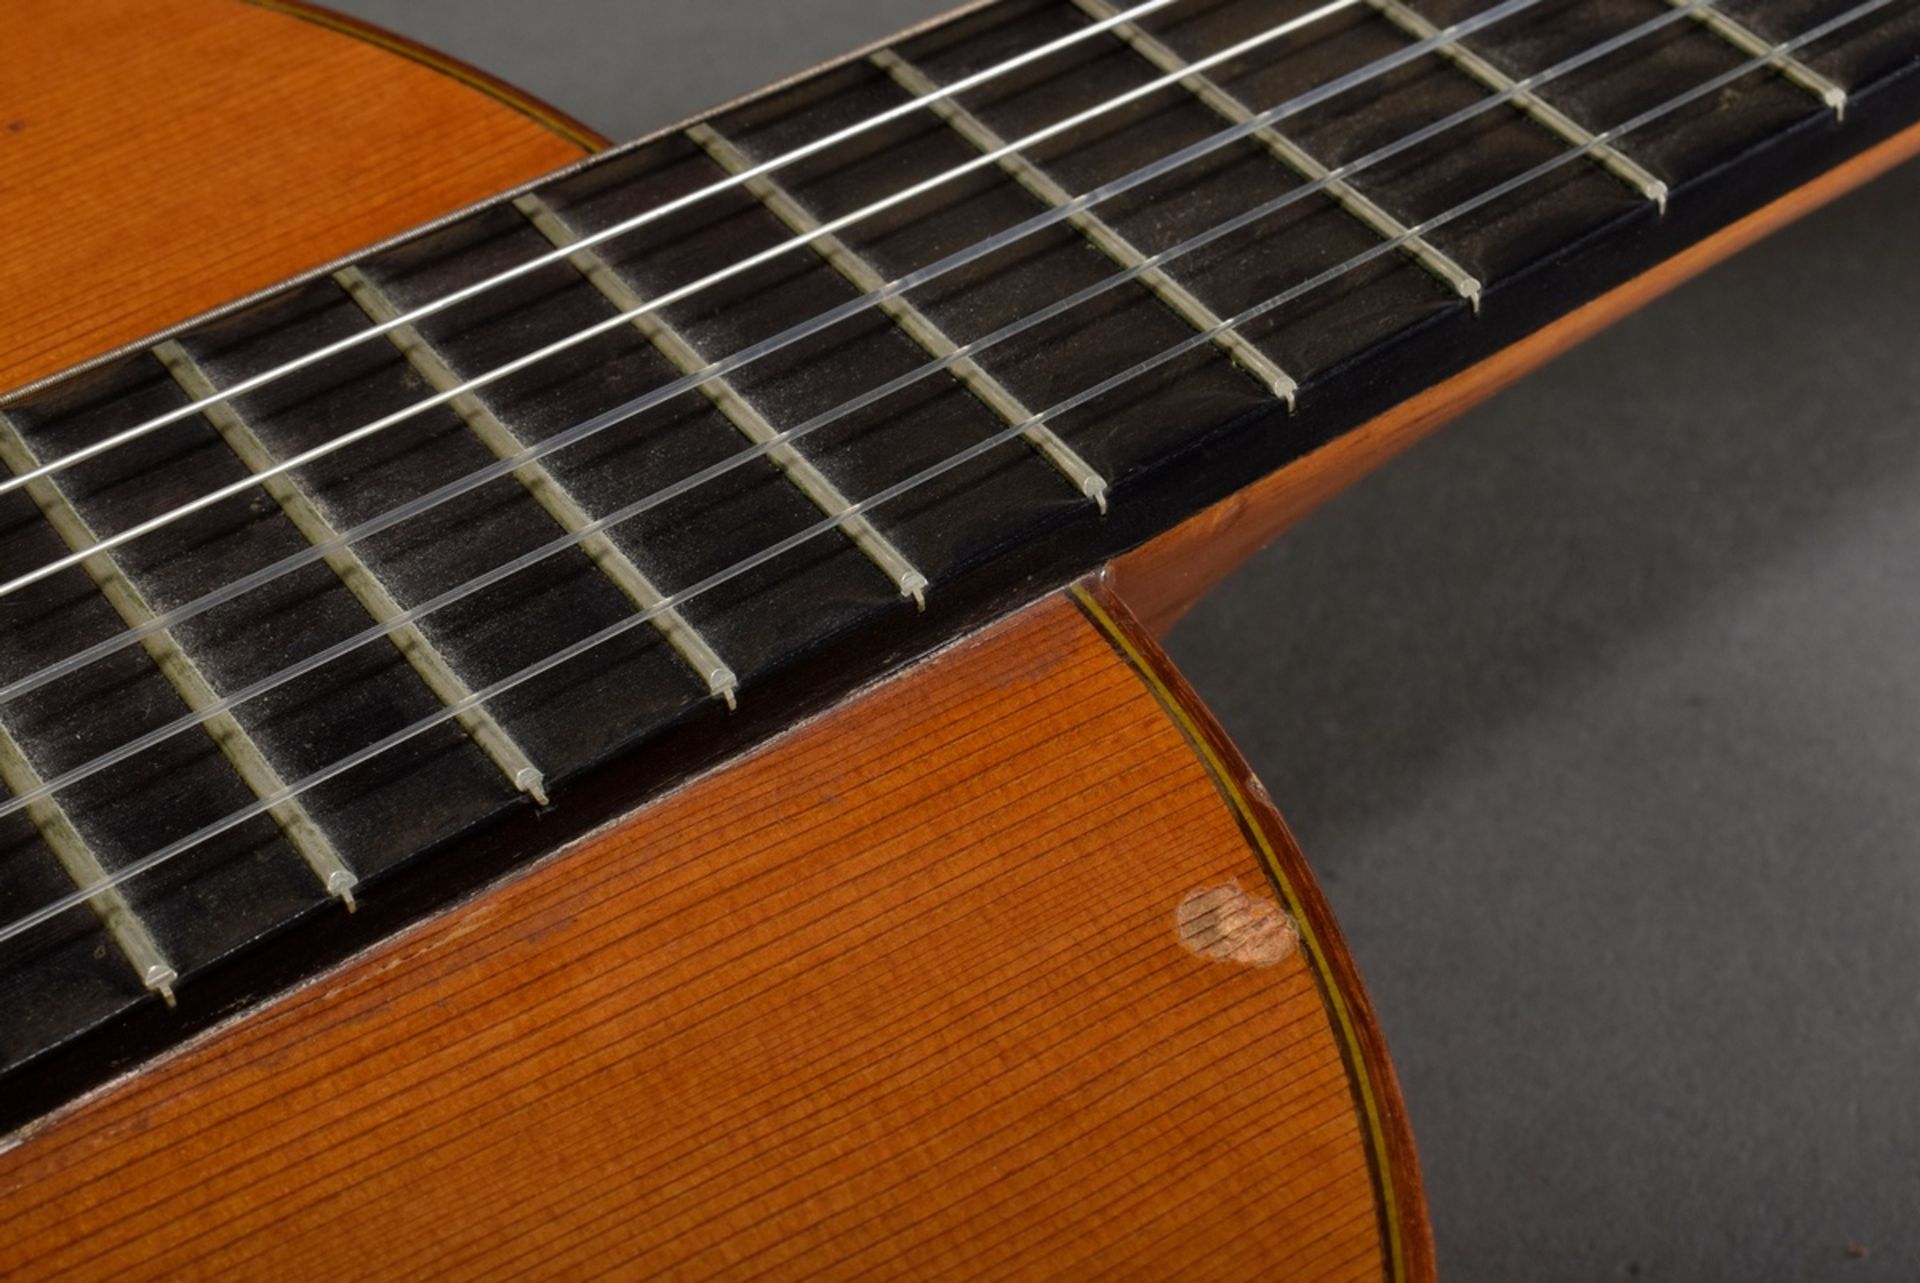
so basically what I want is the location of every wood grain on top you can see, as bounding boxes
[0,589,1424,1280]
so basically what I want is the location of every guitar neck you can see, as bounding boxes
[1,0,1916,1125]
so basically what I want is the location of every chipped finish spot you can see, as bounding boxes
[1177,882,1297,967]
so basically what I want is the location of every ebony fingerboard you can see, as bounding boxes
[1,0,1915,1127]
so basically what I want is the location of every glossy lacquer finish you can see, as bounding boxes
[5,0,1917,1099]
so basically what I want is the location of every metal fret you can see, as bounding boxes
[689,122,1112,513]
[513,194,931,607]
[1366,0,1671,210]
[0,412,360,908]
[155,341,552,804]
[870,48,1302,400]
[1670,0,1847,115]
[0,716,177,1003]
[1068,0,1483,309]
[335,268,741,708]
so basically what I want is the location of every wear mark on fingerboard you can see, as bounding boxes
[689,121,1113,514]
[335,268,741,708]
[0,715,177,1003]
[1072,0,1484,310]
[871,46,1304,399]
[1665,0,1848,116]
[1367,0,1671,210]
[513,193,931,608]
[156,341,551,804]
[0,411,359,909]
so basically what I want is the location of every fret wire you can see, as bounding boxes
[1070,0,1483,309]
[0,0,1665,715]
[0,0,1889,950]
[1366,0,1671,211]
[0,714,177,1004]
[155,341,553,803]
[1666,0,1848,115]
[3,0,1404,604]
[514,193,931,608]
[335,267,742,708]
[869,47,1300,403]
[0,0,1189,503]
[688,122,1112,512]
[0,0,1721,845]
[0,412,360,908]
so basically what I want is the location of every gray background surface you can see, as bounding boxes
[322,3,1920,1276]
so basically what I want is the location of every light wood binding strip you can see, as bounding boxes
[1366,0,1671,209]
[870,47,1301,402]
[689,121,1113,512]
[0,412,358,906]
[240,0,610,151]
[1667,0,1848,114]
[0,589,1425,1280]
[513,193,931,607]
[0,717,176,1002]
[1071,580,1423,1281]
[153,341,550,803]
[334,267,740,707]
[1071,0,1482,309]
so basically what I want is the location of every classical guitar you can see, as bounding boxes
[3,0,1916,1276]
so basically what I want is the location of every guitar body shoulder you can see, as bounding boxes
[0,584,1431,1280]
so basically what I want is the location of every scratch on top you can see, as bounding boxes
[1176,882,1297,967]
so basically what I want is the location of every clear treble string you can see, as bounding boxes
[0,0,1723,829]
[0,0,1551,709]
